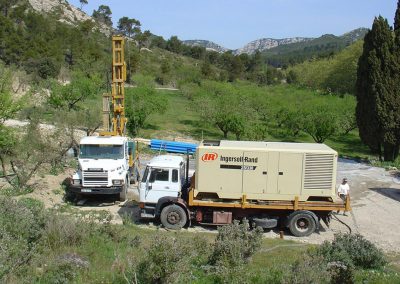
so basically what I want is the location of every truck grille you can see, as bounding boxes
[304,154,334,190]
[83,170,108,186]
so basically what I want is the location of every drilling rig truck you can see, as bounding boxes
[70,36,138,201]
[139,140,351,236]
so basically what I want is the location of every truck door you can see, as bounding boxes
[242,152,268,194]
[146,168,178,203]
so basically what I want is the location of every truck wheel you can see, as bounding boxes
[160,204,187,230]
[288,212,316,237]
[119,180,128,201]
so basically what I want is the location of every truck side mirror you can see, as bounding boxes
[128,148,132,155]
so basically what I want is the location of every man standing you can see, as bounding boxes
[337,178,350,215]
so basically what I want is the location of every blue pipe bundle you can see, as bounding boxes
[150,139,198,154]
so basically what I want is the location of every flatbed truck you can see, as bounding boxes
[139,140,350,236]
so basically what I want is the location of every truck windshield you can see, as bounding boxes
[79,144,124,159]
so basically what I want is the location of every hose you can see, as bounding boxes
[331,214,352,234]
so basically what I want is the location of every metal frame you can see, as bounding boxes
[188,188,351,212]
[101,35,127,137]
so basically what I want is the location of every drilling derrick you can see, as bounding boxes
[101,35,127,136]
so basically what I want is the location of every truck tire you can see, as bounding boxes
[160,204,187,230]
[119,179,128,201]
[288,212,316,237]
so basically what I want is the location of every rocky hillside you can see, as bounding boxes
[341,27,369,43]
[183,28,368,56]
[27,0,111,35]
[233,37,312,55]
[183,40,228,53]
[262,28,368,67]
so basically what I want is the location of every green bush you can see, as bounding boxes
[209,219,263,267]
[0,197,46,280]
[316,233,387,270]
[136,234,205,284]
[43,214,90,249]
[37,261,78,284]
[283,254,331,284]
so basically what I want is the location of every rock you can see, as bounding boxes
[234,37,312,55]
[27,0,112,36]
[57,253,90,269]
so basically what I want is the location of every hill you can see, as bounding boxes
[263,28,368,67]
[183,40,228,53]
[234,37,313,55]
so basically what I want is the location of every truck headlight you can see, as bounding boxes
[73,179,81,185]
[112,179,123,185]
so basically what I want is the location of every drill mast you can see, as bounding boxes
[101,35,127,136]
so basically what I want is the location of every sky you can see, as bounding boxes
[68,0,397,49]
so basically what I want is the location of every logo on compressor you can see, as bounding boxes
[202,152,218,162]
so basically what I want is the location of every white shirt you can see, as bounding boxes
[338,183,350,195]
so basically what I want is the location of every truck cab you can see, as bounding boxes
[139,155,186,218]
[70,136,136,201]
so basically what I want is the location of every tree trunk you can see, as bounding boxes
[383,143,396,161]
[394,144,400,160]
[223,131,228,138]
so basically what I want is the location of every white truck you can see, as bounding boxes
[138,140,350,236]
[70,136,138,201]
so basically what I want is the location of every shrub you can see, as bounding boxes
[208,219,263,267]
[0,197,46,280]
[38,261,78,284]
[316,233,387,270]
[43,214,89,249]
[136,234,205,284]
[283,254,331,284]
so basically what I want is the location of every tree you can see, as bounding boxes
[356,16,400,161]
[0,65,21,124]
[0,119,73,191]
[201,59,212,77]
[393,0,400,159]
[92,5,112,27]
[301,105,338,143]
[79,0,88,10]
[117,17,141,38]
[166,36,182,54]
[136,30,151,49]
[125,82,167,136]
[48,72,102,111]
[150,35,167,49]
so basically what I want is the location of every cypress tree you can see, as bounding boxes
[356,16,400,161]
[392,0,400,159]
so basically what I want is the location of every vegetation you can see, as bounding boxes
[183,81,356,144]
[0,197,398,283]
[1,2,400,282]
[263,28,368,68]
[288,40,363,95]
[356,15,400,161]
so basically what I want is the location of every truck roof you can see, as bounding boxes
[148,155,184,168]
[80,136,129,145]
[201,140,337,154]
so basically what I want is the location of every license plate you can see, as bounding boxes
[81,189,92,193]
